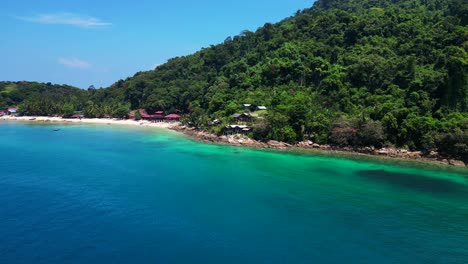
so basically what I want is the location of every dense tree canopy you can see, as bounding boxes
[0,81,87,116]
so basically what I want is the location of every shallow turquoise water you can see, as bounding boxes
[0,121,467,263]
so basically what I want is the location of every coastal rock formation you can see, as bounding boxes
[372,148,422,159]
[266,140,292,149]
[428,151,439,158]
[297,141,314,148]
[170,125,466,167]
[448,160,466,167]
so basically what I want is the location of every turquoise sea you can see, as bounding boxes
[0,121,467,263]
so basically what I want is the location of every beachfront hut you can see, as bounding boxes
[139,109,152,120]
[0,111,6,116]
[231,113,253,122]
[165,114,181,121]
[237,125,251,133]
[138,109,167,122]
[151,111,165,122]
[152,114,165,122]
[7,107,18,115]
[224,125,233,134]
[257,106,267,110]
[223,125,252,135]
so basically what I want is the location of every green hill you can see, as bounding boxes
[7,0,468,160]
[0,81,87,115]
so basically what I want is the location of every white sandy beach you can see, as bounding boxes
[1,115,179,129]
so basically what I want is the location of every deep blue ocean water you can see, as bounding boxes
[0,121,467,263]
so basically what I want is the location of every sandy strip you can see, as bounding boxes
[1,115,179,129]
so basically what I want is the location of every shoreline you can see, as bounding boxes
[2,116,466,168]
[171,126,467,169]
[1,115,178,129]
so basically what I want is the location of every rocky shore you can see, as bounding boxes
[171,125,467,168]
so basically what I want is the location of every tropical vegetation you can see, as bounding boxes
[1,0,467,161]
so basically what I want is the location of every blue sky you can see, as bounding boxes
[1,0,314,88]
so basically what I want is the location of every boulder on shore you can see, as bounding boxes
[377,149,390,155]
[448,160,466,167]
[296,141,314,148]
[267,140,292,149]
[427,151,439,158]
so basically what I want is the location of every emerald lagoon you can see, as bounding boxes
[0,121,467,263]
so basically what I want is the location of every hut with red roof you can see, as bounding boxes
[152,111,165,122]
[138,109,168,122]
[139,109,151,119]
[165,114,180,122]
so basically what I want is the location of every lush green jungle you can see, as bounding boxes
[1,0,467,161]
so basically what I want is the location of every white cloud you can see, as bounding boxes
[58,57,91,69]
[16,13,111,28]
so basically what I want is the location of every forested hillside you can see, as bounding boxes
[6,0,468,160]
[0,82,87,115]
[0,81,131,118]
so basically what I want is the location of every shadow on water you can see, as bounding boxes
[144,141,169,149]
[312,167,341,176]
[357,170,467,196]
